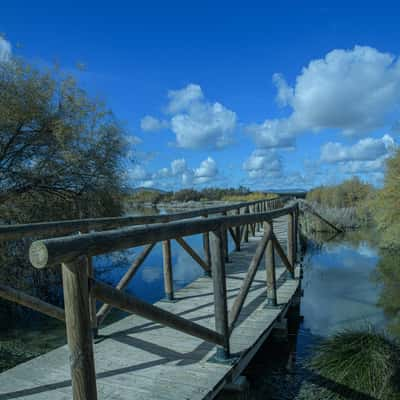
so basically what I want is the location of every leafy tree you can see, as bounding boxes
[0,57,131,320]
[373,149,400,249]
[0,58,128,223]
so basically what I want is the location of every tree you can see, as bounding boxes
[374,149,400,249]
[0,58,129,223]
[0,57,131,321]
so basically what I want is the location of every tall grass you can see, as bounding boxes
[302,202,361,232]
[308,327,400,399]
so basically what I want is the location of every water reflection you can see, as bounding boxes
[301,231,387,337]
[236,228,400,399]
[375,251,400,338]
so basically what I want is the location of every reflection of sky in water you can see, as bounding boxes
[93,232,235,305]
[301,236,385,338]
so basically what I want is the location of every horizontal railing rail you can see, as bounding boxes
[0,196,287,241]
[29,205,296,268]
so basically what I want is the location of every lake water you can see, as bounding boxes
[1,214,399,399]
[240,228,400,399]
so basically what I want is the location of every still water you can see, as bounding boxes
[241,228,400,399]
[1,215,399,399]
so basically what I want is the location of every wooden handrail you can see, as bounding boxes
[0,283,65,321]
[0,197,286,241]
[29,205,296,269]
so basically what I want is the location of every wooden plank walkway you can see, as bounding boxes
[0,216,300,400]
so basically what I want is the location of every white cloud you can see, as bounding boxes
[166,84,204,114]
[171,101,236,150]
[339,156,388,174]
[170,158,187,176]
[193,157,218,183]
[0,37,11,62]
[125,135,142,145]
[165,84,236,149]
[140,115,169,132]
[246,119,296,149]
[129,165,149,180]
[321,134,395,163]
[243,150,282,179]
[273,73,294,107]
[154,167,170,179]
[250,46,400,149]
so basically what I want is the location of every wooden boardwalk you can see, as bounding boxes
[0,216,300,400]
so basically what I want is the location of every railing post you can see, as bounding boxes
[222,211,229,262]
[244,206,250,242]
[62,257,97,400]
[87,256,98,337]
[264,221,277,307]
[250,205,256,236]
[234,208,241,251]
[210,227,230,360]
[80,229,98,338]
[202,215,211,276]
[287,212,295,279]
[294,204,299,261]
[255,204,260,232]
[162,240,174,300]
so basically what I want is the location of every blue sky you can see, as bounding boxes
[1,1,400,190]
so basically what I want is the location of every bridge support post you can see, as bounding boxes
[210,227,230,360]
[264,221,277,307]
[162,240,174,300]
[62,257,97,400]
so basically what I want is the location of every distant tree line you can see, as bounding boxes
[306,150,400,250]
[127,186,277,204]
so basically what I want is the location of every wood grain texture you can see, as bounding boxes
[62,257,97,400]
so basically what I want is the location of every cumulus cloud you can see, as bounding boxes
[130,157,220,189]
[321,134,395,163]
[140,115,169,132]
[125,135,142,145]
[246,119,296,149]
[339,157,388,174]
[250,46,400,149]
[129,165,149,180]
[0,37,11,62]
[170,158,187,176]
[165,84,237,149]
[166,84,204,114]
[243,150,282,180]
[193,157,218,183]
[273,73,294,107]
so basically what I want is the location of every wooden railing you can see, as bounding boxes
[0,196,300,400]
[0,197,285,331]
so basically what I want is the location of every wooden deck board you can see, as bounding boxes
[0,216,300,400]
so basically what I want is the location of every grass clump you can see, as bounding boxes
[308,327,400,400]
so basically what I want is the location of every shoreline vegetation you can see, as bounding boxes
[123,187,280,210]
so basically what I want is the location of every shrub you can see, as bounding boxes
[308,327,400,399]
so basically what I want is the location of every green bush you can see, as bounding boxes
[308,327,400,399]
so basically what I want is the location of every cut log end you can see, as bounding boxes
[29,241,49,269]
